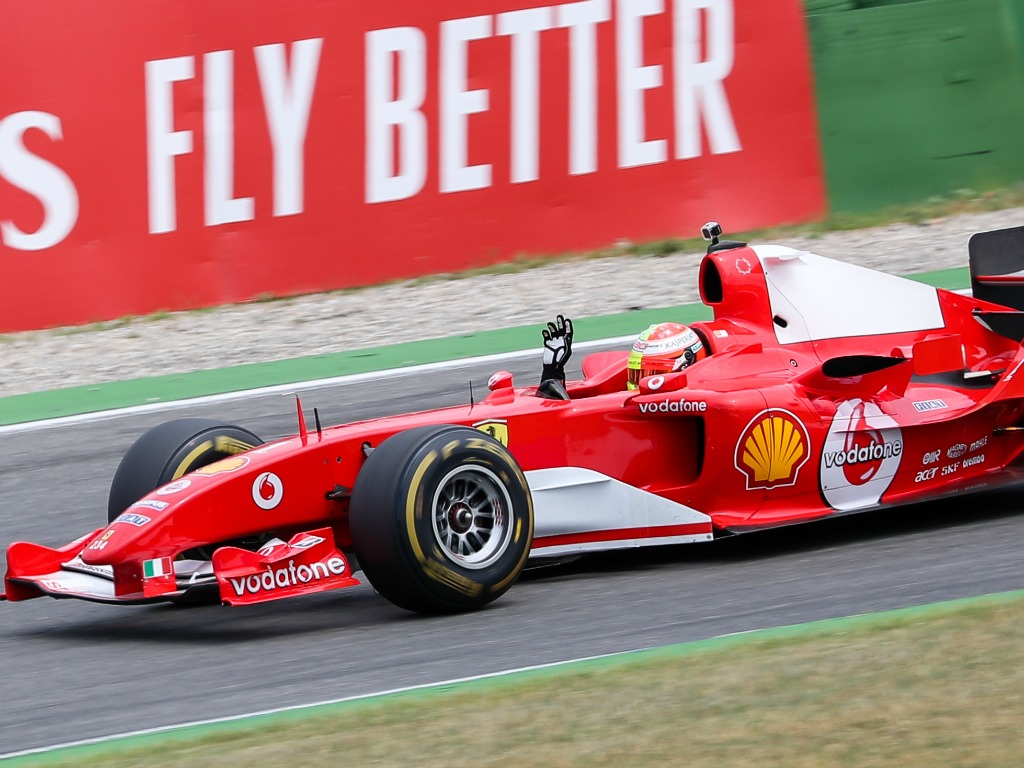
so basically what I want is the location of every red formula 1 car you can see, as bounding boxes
[6,223,1024,614]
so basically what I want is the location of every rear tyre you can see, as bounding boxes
[349,425,533,614]
[108,418,264,522]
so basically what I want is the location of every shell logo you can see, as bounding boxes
[735,409,810,490]
[194,456,250,476]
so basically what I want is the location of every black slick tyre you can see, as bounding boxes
[349,425,533,614]
[107,418,264,522]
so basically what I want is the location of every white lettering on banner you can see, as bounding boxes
[440,15,494,193]
[146,40,322,233]
[675,0,740,159]
[137,4,742,233]
[617,0,667,169]
[366,27,428,203]
[146,56,195,234]
[559,0,610,176]
[0,111,80,251]
[255,39,323,217]
[205,50,255,226]
[497,6,556,184]
[366,0,738,203]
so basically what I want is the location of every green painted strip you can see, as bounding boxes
[0,268,969,426]
[808,0,1024,212]
[905,266,969,288]
[6,587,1021,766]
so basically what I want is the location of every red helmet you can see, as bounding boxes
[626,323,707,390]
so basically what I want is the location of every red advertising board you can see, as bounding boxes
[0,0,823,332]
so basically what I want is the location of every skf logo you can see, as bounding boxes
[473,419,509,447]
[735,409,810,490]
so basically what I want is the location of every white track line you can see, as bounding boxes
[0,646,643,760]
[0,336,634,436]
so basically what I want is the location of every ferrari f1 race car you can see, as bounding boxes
[6,223,1024,614]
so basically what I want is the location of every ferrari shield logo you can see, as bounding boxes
[474,419,509,446]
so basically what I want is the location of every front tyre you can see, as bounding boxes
[106,418,265,605]
[349,425,533,614]
[108,418,264,522]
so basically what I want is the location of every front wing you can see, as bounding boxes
[2,528,359,605]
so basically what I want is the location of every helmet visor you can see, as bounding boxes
[626,354,680,390]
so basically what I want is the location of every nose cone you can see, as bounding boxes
[80,504,167,565]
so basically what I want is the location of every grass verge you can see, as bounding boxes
[10,590,1024,768]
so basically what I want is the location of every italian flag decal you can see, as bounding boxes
[143,557,173,579]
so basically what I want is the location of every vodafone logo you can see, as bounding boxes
[820,399,903,512]
[227,557,347,597]
[252,472,284,510]
[638,398,707,414]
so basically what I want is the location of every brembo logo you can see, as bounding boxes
[228,558,347,596]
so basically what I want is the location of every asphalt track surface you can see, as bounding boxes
[3,352,1024,755]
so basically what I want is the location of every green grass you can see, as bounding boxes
[12,591,1024,768]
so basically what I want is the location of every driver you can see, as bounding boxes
[626,322,707,390]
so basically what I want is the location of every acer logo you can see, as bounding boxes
[228,558,347,596]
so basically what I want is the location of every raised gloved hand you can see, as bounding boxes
[541,315,573,383]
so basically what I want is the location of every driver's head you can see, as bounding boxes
[626,322,707,390]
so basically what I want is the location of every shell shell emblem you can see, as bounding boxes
[735,409,810,490]
[194,455,250,476]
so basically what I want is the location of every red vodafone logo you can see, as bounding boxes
[821,399,903,511]
[841,402,886,485]
[252,472,284,510]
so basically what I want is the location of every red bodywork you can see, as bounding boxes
[6,235,1024,607]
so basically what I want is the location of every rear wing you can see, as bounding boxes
[969,225,1024,311]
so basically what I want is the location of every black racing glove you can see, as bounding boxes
[541,315,573,384]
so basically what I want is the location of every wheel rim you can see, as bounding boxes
[431,466,513,569]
